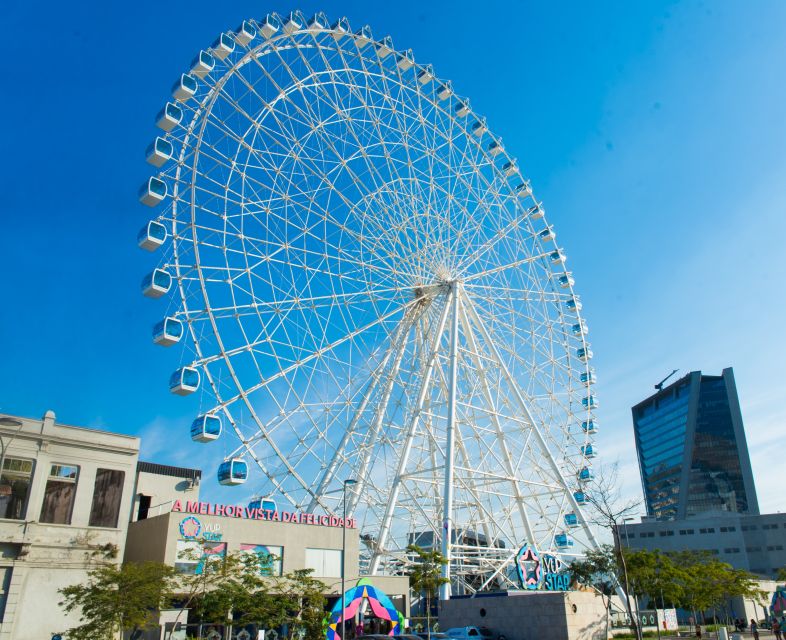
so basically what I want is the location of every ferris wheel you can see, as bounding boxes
[137,11,601,594]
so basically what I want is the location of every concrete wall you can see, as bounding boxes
[440,591,607,640]
[130,510,360,578]
[622,512,786,579]
[131,467,201,522]
[126,510,409,614]
[0,410,140,640]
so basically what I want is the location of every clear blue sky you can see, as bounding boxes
[1,0,784,513]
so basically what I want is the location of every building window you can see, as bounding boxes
[240,544,283,576]
[137,495,151,521]
[0,458,33,520]
[0,567,11,621]
[39,464,79,525]
[305,548,342,577]
[88,469,125,527]
[175,540,226,574]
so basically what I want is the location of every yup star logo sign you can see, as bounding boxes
[515,543,542,589]
[179,516,202,539]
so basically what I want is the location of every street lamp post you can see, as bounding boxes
[622,517,642,640]
[341,479,357,640]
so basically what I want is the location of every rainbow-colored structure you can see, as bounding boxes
[771,585,786,616]
[326,579,401,640]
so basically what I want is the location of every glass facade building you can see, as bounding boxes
[632,368,759,521]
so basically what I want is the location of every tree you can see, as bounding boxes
[584,462,644,640]
[625,548,686,609]
[665,551,765,625]
[280,568,328,640]
[569,544,618,639]
[166,543,241,639]
[59,561,176,640]
[186,550,294,638]
[406,544,448,638]
[777,567,786,583]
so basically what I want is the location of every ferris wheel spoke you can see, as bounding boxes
[208,293,419,402]
[457,300,537,541]
[461,289,601,548]
[369,287,453,573]
[311,299,423,511]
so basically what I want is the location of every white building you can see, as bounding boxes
[0,410,140,640]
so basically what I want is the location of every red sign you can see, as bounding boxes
[171,500,357,529]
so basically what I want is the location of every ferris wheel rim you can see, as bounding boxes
[140,11,599,590]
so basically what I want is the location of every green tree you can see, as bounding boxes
[166,543,240,638]
[569,544,618,639]
[625,548,685,608]
[664,551,765,626]
[406,544,448,638]
[59,561,176,640]
[187,551,293,636]
[777,567,786,582]
[280,568,328,640]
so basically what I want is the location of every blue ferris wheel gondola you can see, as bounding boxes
[169,367,200,396]
[218,459,248,486]
[153,317,183,347]
[581,444,597,458]
[555,533,574,549]
[248,497,277,512]
[141,268,171,298]
[191,414,222,442]
[137,220,168,251]
[564,512,580,528]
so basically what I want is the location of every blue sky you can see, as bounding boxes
[1,0,784,515]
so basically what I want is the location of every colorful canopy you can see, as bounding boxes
[327,579,400,640]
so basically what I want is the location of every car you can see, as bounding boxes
[445,627,505,640]
[415,634,448,640]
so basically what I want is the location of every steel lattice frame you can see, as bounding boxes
[139,11,600,595]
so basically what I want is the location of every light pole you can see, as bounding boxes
[341,479,357,640]
[0,417,24,491]
[622,517,642,640]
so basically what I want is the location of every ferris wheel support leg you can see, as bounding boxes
[369,291,454,575]
[439,283,461,601]
[461,291,604,552]
[457,302,537,545]
[307,308,419,513]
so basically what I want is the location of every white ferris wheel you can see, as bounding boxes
[137,11,601,595]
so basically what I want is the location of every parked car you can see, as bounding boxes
[445,626,505,640]
[415,634,449,640]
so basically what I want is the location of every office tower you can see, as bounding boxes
[631,367,759,520]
